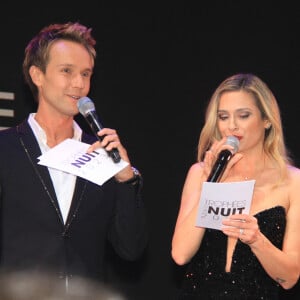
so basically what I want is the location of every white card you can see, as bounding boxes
[196,180,255,230]
[38,138,129,186]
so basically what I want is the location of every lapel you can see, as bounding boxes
[17,121,61,221]
[64,132,94,228]
[17,120,89,230]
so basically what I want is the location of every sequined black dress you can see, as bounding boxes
[178,206,286,300]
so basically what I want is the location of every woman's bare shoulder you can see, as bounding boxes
[183,162,206,186]
[187,162,205,175]
[286,165,300,196]
[287,164,300,179]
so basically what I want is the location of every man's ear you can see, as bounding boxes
[29,65,43,86]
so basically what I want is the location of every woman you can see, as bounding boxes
[171,73,300,299]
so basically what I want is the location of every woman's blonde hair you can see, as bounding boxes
[197,73,292,180]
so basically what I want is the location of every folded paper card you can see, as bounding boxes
[38,138,128,186]
[196,180,255,230]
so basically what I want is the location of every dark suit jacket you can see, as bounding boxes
[0,120,147,281]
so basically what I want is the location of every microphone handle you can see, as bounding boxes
[207,150,232,182]
[85,112,121,163]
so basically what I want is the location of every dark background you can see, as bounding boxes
[1,2,299,299]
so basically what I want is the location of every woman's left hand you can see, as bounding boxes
[221,214,260,244]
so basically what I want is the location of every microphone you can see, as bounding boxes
[77,97,121,163]
[207,136,239,182]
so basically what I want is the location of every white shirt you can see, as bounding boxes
[28,113,82,224]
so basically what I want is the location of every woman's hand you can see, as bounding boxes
[203,137,243,181]
[221,213,260,244]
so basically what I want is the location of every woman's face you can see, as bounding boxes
[217,90,269,153]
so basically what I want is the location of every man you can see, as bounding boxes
[0,22,147,287]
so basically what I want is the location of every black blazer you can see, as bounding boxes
[0,120,147,281]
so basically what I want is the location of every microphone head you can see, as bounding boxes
[77,97,95,116]
[226,136,239,154]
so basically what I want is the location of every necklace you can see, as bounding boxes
[231,164,265,182]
